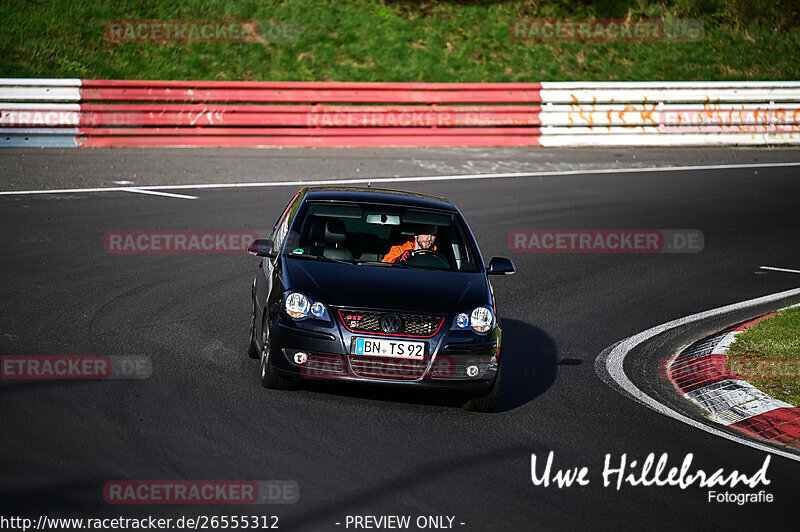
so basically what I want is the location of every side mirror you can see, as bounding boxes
[248,239,277,258]
[487,256,516,275]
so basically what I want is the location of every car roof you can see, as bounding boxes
[302,186,457,212]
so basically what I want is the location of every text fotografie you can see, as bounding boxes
[530,451,771,490]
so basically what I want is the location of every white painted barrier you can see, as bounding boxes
[0,79,81,102]
[538,81,800,145]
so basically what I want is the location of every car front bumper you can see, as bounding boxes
[267,313,500,391]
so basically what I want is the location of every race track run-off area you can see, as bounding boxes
[1,147,799,530]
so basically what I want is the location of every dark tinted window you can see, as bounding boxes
[270,191,302,252]
[284,201,481,272]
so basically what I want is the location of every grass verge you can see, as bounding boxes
[1,1,799,81]
[727,306,800,407]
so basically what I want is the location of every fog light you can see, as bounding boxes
[294,352,308,365]
[466,365,479,377]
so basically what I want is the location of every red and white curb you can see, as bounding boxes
[596,287,800,462]
[668,310,800,450]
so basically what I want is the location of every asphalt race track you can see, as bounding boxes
[1,147,799,530]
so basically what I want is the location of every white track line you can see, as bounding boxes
[124,188,198,200]
[760,266,800,274]
[595,287,800,463]
[1,161,800,197]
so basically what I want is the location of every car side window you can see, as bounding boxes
[271,192,301,253]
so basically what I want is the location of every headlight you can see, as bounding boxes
[310,301,327,319]
[452,305,494,334]
[284,292,329,321]
[285,293,310,319]
[470,306,494,333]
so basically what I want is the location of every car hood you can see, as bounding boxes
[283,257,490,315]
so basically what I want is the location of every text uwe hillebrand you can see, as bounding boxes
[531,451,771,490]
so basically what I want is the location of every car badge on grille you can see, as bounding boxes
[345,314,362,328]
[380,314,403,334]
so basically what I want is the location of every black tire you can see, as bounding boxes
[259,315,298,390]
[247,300,260,359]
[463,368,501,413]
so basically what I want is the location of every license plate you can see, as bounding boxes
[352,337,425,359]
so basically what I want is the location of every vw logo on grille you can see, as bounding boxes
[380,314,403,334]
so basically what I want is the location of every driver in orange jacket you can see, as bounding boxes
[382,224,438,263]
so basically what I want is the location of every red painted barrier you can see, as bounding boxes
[78,126,542,136]
[5,80,545,146]
[79,88,542,104]
[75,104,541,127]
[79,80,544,90]
[78,127,543,147]
[79,135,543,147]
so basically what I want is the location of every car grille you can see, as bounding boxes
[349,356,427,380]
[338,310,444,338]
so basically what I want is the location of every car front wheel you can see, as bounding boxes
[462,368,501,413]
[247,298,260,359]
[259,315,298,390]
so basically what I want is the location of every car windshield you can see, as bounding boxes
[283,201,482,273]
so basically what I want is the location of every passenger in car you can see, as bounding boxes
[381,224,438,263]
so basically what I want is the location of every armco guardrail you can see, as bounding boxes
[2,79,800,147]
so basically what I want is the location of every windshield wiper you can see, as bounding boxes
[390,262,450,271]
[288,253,353,265]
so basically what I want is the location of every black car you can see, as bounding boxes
[246,186,515,411]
